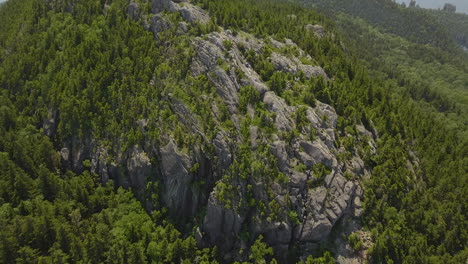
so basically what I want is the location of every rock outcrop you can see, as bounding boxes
[152,0,210,25]
[187,30,374,260]
[271,52,328,79]
[127,1,140,21]
[158,140,195,216]
[305,24,327,38]
[50,2,377,262]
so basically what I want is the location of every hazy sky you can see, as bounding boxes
[399,0,468,13]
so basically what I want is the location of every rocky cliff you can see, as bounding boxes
[46,0,376,262]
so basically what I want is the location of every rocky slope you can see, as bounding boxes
[45,0,376,262]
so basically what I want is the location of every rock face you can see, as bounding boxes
[187,30,374,260]
[127,145,152,198]
[152,0,210,25]
[271,52,328,79]
[50,2,377,262]
[179,4,210,24]
[152,0,179,13]
[127,1,140,21]
[150,14,173,38]
[203,195,245,250]
[158,140,195,216]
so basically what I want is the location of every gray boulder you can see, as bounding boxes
[297,140,335,169]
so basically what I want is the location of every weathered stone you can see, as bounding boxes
[202,196,244,250]
[150,14,173,39]
[159,139,194,217]
[213,131,232,175]
[317,102,338,128]
[290,171,307,187]
[270,52,328,79]
[209,68,239,113]
[91,147,109,183]
[127,145,151,197]
[298,140,334,168]
[127,1,140,21]
[152,0,178,13]
[305,24,326,38]
[60,148,69,162]
[263,91,294,131]
[250,126,259,149]
[270,141,289,173]
[264,222,292,245]
[297,215,333,242]
[179,3,210,24]
[177,21,189,34]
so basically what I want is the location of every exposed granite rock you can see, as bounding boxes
[60,147,70,163]
[127,1,140,21]
[271,52,327,79]
[159,139,195,217]
[296,140,336,169]
[209,68,240,113]
[179,3,210,25]
[263,91,295,131]
[86,9,375,260]
[91,146,109,183]
[177,21,189,34]
[150,14,173,39]
[202,195,245,250]
[270,140,289,173]
[213,131,232,175]
[152,0,179,13]
[62,136,93,173]
[187,31,371,260]
[152,0,210,25]
[127,145,152,197]
[305,24,326,38]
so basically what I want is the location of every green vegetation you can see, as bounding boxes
[0,94,217,263]
[348,233,363,251]
[248,235,274,264]
[0,0,466,263]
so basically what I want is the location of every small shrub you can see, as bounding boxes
[288,211,300,225]
[348,233,363,251]
[223,39,233,51]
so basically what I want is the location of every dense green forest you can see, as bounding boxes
[0,0,467,263]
